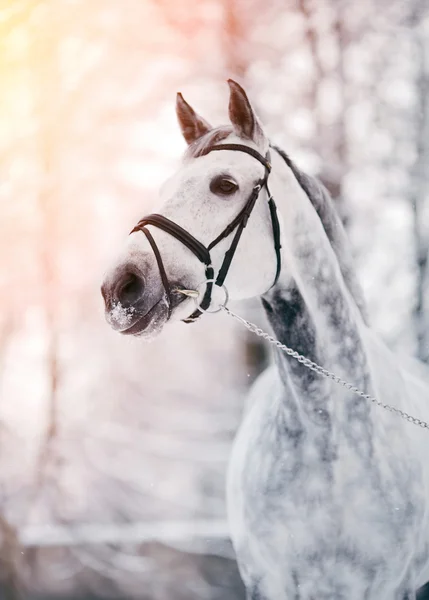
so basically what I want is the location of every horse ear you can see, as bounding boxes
[176,93,212,145]
[227,79,265,144]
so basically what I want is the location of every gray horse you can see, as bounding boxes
[101,80,429,599]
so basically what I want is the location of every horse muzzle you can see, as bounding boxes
[101,263,188,337]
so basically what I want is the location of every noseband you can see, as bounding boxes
[130,143,281,323]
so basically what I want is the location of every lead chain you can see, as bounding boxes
[222,306,429,431]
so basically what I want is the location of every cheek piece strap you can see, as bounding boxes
[130,144,282,324]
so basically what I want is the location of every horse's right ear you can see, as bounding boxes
[227,79,265,145]
[176,93,212,145]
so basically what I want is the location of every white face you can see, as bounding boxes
[101,81,278,338]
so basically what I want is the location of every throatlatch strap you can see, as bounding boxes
[266,181,282,286]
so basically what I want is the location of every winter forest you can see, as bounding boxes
[1,0,429,598]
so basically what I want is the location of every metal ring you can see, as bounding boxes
[194,279,229,314]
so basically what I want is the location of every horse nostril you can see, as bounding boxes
[115,272,145,307]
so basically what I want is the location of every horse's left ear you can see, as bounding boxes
[176,93,212,145]
[227,79,266,146]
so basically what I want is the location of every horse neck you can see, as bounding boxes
[261,150,372,428]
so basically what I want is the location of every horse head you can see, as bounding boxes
[101,81,280,338]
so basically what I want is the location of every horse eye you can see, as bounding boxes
[210,176,238,196]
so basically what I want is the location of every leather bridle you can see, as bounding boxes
[130,143,282,323]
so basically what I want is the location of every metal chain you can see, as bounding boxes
[222,306,429,430]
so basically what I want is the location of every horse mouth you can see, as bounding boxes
[116,286,189,337]
[117,298,166,336]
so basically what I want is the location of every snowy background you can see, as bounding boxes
[0,0,429,598]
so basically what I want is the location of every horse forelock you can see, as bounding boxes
[185,126,233,159]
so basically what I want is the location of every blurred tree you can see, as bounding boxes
[0,515,22,600]
[31,0,62,513]
[410,15,429,362]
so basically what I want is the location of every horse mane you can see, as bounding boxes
[272,145,368,324]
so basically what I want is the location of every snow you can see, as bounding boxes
[108,301,135,329]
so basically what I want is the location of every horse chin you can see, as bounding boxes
[105,284,193,340]
[107,297,169,340]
